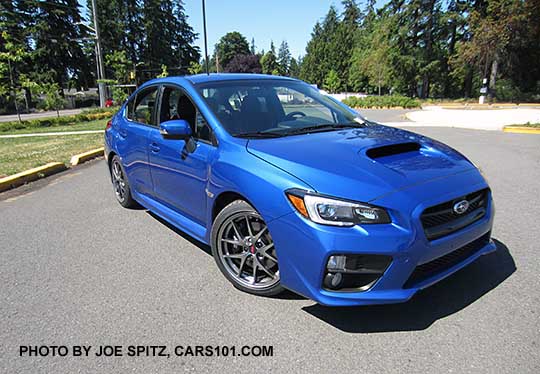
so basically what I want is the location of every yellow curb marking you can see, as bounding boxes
[0,162,67,193]
[503,127,540,134]
[70,147,105,166]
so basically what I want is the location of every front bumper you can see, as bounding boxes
[268,170,495,307]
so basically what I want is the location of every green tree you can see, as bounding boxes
[105,51,131,83]
[323,69,341,93]
[141,0,200,70]
[289,57,300,78]
[214,31,250,71]
[39,82,65,117]
[451,0,527,100]
[277,40,291,75]
[32,0,92,90]
[260,42,278,75]
[0,29,30,120]
[300,5,356,90]
[188,61,203,75]
[157,64,169,78]
[349,17,393,94]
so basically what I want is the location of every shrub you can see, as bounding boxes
[0,110,115,133]
[342,95,421,109]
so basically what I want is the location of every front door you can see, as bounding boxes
[117,86,158,196]
[148,85,217,225]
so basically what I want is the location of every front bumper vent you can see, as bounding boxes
[403,232,491,288]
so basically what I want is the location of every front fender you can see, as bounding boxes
[204,142,311,242]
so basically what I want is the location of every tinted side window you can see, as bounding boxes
[133,87,158,125]
[195,111,212,142]
[126,96,135,120]
[161,86,214,144]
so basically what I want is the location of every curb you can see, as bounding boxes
[70,147,105,166]
[0,162,67,193]
[503,126,540,134]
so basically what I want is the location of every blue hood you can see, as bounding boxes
[246,125,476,202]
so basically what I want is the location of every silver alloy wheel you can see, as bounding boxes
[217,212,279,290]
[111,160,127,203]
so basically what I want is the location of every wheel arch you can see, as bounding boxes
[211,191,256,222]
[107,151,117,172]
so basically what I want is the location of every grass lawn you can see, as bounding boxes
[506,122,540,128]
[2,119,108,135]
[0,133,104,177]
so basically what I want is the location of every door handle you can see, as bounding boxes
[119,129,127,138]
[150,142,160,153]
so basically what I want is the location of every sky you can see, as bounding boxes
[79,1,386,59]
[183,0,349,59]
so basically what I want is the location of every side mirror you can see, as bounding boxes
[159,119,192,140]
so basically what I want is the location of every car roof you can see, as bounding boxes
[185,73,298,84]
[137,73,300,93]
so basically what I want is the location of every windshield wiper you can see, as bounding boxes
[284,122,365,135]
[233,131,285,138]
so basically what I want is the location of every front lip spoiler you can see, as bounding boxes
[315,240,497,307]
[412,239,497,291]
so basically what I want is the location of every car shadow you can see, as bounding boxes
[147,211,212,256]
[302,239,515,333]
[146,210,306,300]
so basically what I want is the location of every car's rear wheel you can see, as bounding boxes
[211,200,284,296]
[110,155,137,208]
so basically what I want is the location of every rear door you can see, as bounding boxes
[147,84,217,225]
[116,86,158,197]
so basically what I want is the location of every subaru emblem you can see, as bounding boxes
[453,200,470,214]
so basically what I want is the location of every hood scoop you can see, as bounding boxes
[366,142,421,159]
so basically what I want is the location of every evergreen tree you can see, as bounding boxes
[250,37,256,54]
[324,70,342,93]
[260,41,278,75]
[31,0,92,89]
[288,57,300,78]
[277,40,291,76]
[142,0,200,70]
[299,21,325,87]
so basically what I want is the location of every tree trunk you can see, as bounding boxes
[488,57,498,102]
[463,67,473,98]
[443,17,457,97]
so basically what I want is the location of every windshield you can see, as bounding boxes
[195,79,363,138]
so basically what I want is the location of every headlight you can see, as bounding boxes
[286,189,391,226]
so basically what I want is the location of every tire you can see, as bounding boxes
[110,155,137,208]
[211,200,284,296]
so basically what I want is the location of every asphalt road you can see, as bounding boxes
[358,108,414,123]
[0,109,83,123]
[1,127,539,373]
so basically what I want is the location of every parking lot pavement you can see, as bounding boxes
[358,108,414,123]
[1,128,539,373]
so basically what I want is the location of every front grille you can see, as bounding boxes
[421,189,489,240]
[403,232,491,288]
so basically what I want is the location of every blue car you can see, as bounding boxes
[104,74,495,306]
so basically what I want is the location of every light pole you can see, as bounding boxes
[202,0,209,75]
[90,0,106,107]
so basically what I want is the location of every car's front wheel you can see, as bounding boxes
[211,200,284,296]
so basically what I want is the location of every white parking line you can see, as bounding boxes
[0,130,104,138]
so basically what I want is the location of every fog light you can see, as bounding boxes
[324,272,343,290]
[323,254,392,292]
[327,255,346,271]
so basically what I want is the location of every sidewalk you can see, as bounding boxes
[398,107,540,131]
